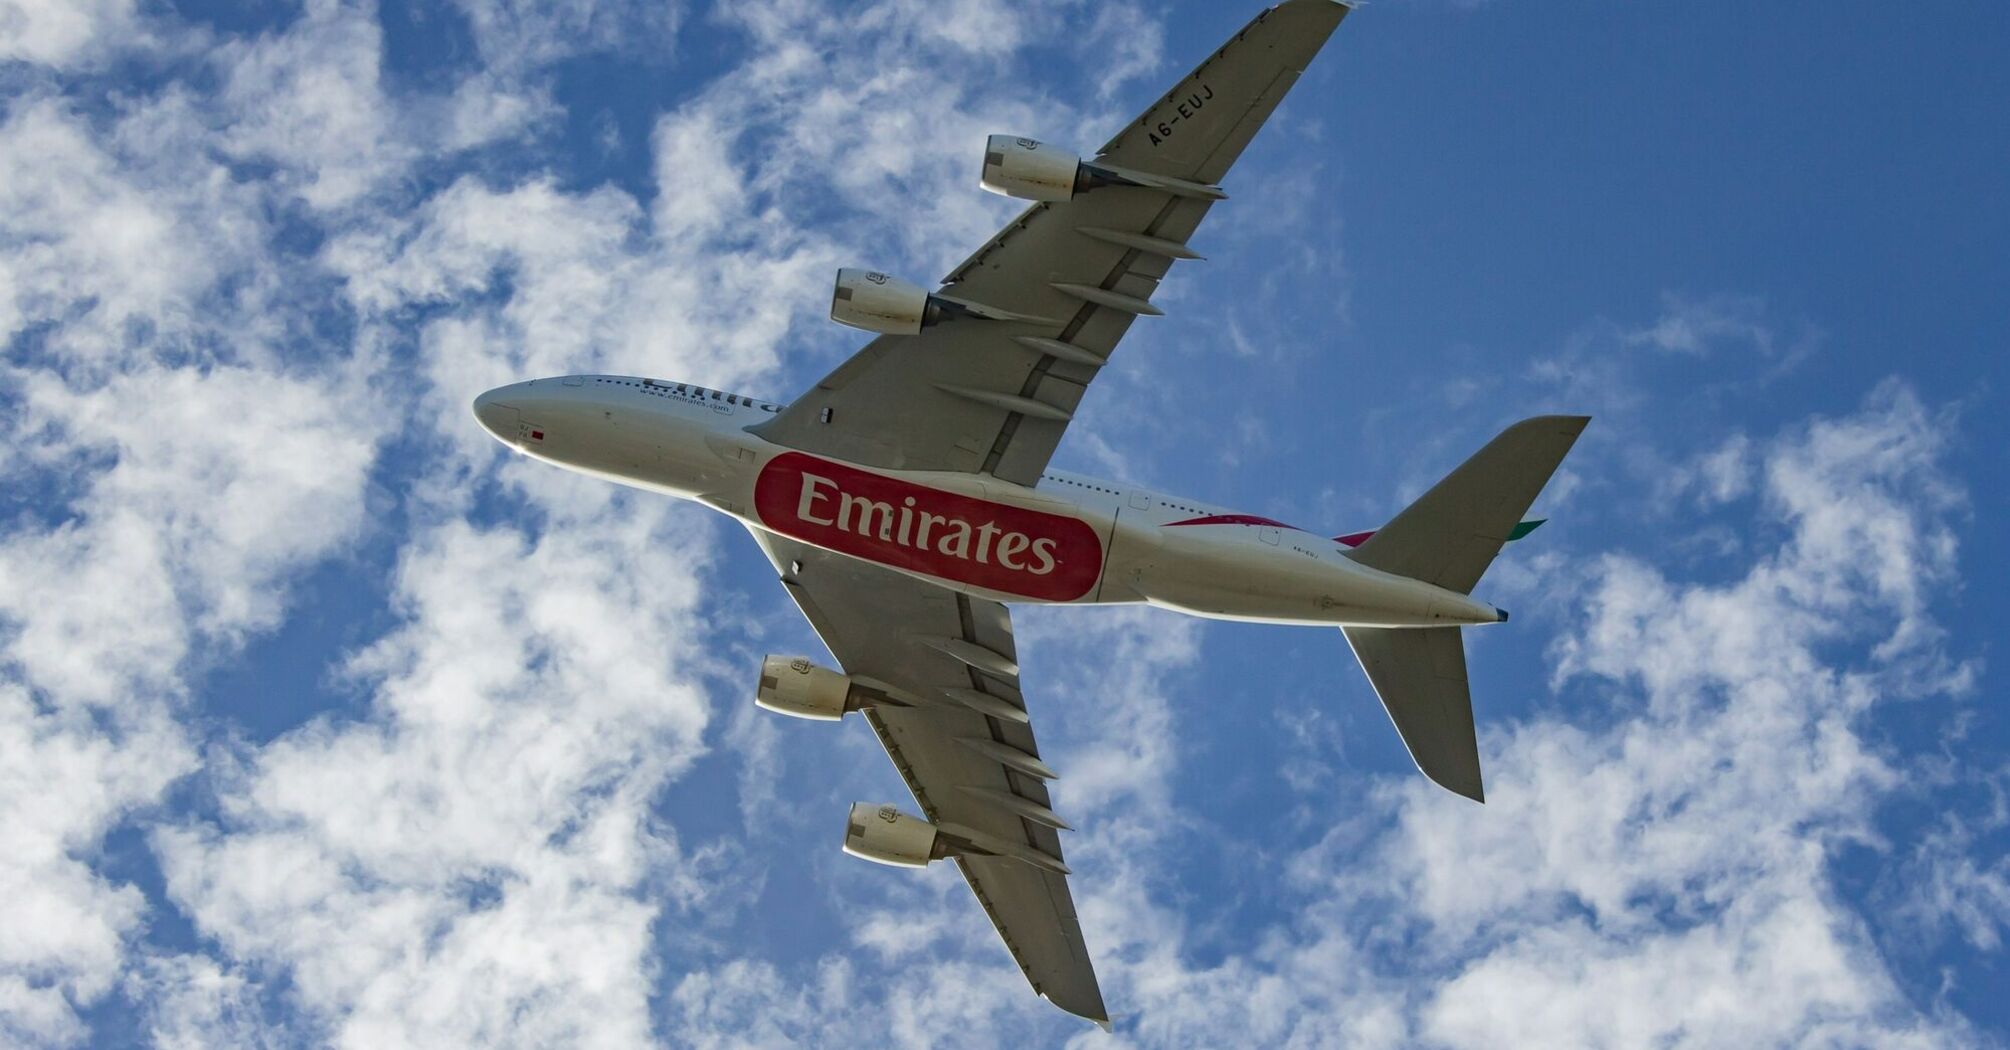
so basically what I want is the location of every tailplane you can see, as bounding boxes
[1341,415,1589,802]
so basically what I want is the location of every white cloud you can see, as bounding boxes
[0,98,261,367]
[693,0,1098,276]
[211,0,414,212]
[0,14,388,1040]
[126,954,274,1050]
[0,0,139,67]
[153,495,726,1047]
[1077,3,1165,105]
[1886,810,2010,955]
[448,0,681,76]
[0,361,382,1041]
[1623,292,1775,357]
[0,687,190,1046]
[0,132,382,1030]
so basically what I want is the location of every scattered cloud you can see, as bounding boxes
[1621,292,1774,357]
[151,495,726,1046]
[0,0,1999,1045]
[446,0,681,77]
[1082,382,1975,1046]
[0,0,141,68]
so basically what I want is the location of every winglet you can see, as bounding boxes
[1040,992,1112,1030]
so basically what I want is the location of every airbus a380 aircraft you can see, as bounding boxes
[476,0,1584,1026]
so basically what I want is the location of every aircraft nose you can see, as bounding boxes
[472,386,521,441]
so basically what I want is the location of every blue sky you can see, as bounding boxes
[2,0,2006,1045]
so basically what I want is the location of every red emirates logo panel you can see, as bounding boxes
[754,452,1102,601]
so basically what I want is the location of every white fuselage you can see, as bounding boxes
[473,375,1505,629]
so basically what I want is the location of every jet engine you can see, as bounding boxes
[841,801,1074,874]
[830,267,1058,335]
[980,135,1088,202]
[842,803,943,868]
[829,269,939,335]
[754,655,855,720]
[979,133,1227,206]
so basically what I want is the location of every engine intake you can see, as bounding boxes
[829,269,939,335]
[843,803,943,868]
[754,655,854,720]
[830,266,1060,335]
[979,133,1228,205]
[840,801,1074,874]
[980,135,1088,202]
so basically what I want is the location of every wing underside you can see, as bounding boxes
[752,0,1351,485]
[747,527,1107,1024]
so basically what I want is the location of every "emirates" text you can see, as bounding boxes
[795,472,1060,575]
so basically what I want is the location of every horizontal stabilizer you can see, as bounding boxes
[1342,626,1482,802]
[1347,416,1588,594]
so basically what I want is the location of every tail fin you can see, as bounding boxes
[1341,416,1589,802]
[1343,626,1481,800]
[1346,416,1590,594]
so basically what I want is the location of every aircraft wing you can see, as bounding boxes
[746,527,1108,1025]
[752,0,1350,485]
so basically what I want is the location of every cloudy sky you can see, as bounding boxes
[3,0,2006,1045]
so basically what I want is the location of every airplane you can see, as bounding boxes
[473,0,1586,1027]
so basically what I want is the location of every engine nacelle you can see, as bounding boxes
[842,803,942,868]
[755,655,854,720]
[830,268,938,335]
[980,135,1085,202]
